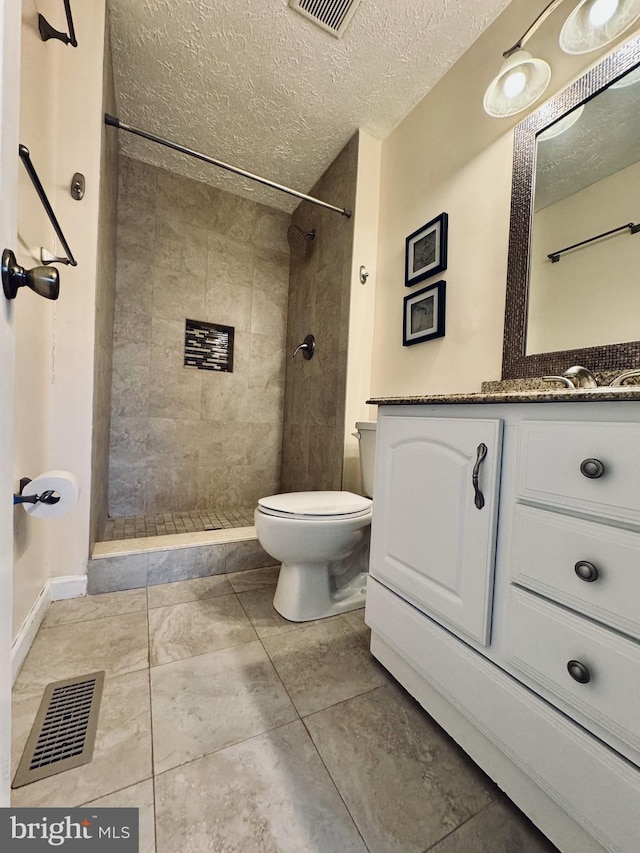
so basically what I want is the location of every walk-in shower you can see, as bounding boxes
[89,136,358,600]
[97,122,358,555]
[100,152,296,545]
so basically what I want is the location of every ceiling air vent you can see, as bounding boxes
[289,0,363,39]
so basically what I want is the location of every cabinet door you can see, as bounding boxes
[370,415,502,645]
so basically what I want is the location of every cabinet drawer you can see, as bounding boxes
[511,504,640,640]
[516,421,640,524]
[507,588,640,761]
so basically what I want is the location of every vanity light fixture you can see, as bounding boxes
[560,0,640,53]
[483,0,640,117]
[483,50,552,118]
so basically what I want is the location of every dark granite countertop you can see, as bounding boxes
[367,388,640,406]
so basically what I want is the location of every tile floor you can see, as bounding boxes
[12,565,558,852]
[102,506,256,541]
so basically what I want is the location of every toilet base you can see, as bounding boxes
[273,562,367,622]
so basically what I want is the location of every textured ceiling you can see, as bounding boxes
[108,0,510,212]
[535,66,640,210]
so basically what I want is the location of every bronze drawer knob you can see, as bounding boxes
[567,660,591,684]
[580,458,605,479]
[575,560,599,583]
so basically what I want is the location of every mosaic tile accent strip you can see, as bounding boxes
[184,319,234,372]
[102,507,255,541]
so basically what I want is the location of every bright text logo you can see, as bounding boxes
[1,809,138,851]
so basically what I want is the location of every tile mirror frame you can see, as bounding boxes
[501,32,640,380]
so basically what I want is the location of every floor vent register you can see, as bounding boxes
[13,671,105,788]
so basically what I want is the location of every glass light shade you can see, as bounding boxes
[537,104,585,140]
[483,50,552,118]
[589,0,620,26]
[503,70,527,97]
[559,0,640,54]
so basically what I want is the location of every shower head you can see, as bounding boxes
[287,225,316,258]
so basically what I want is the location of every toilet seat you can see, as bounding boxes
[257,490,372,520]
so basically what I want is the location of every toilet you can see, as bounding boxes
[255,421,377,622]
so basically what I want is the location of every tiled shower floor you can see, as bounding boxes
[102,506,255,541]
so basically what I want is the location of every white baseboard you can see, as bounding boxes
[11,574,87,683]
[50,574,87,601]
[11,583,51,684]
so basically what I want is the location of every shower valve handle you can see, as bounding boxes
[293,334,315,360]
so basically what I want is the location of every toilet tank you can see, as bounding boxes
[356,421,377,498]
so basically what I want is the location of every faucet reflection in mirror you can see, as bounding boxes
[483,0,640,117]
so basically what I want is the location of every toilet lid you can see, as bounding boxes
[258,491,372,519]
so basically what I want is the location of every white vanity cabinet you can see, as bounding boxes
[371,416,502,645]
[366,400,640,853]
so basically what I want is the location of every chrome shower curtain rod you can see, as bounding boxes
[104,114,352,218]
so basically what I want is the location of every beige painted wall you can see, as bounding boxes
[528,160,640,354]
[370,0,638,398]
[13,0,106,636]
[13,0,56,639]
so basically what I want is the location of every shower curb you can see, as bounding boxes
[87,529,272,594]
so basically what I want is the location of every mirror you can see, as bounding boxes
[529,68,640,355]
[502,33,640,379]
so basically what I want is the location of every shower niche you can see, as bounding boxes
[184,319,234,373]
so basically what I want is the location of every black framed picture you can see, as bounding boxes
[405,212,448,287]
[403,280,446,346]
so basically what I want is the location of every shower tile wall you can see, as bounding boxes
[90,16,119,547]
[109,156,291,517]
[281,134,358,492]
